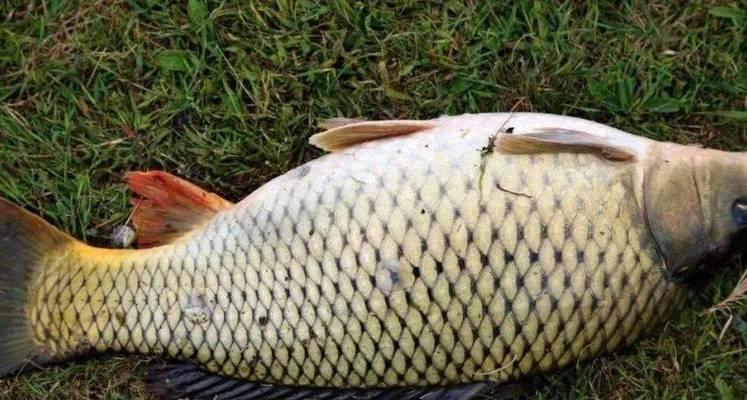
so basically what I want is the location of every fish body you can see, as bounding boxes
[2,113,746,399]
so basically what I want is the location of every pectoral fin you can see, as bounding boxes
[494,128,636,162]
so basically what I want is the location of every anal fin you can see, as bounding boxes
[144,361,498,400]
[125,171,233,248]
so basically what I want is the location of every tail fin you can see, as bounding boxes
[0,197,72,376]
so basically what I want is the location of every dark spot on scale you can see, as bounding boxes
[114,309,125,323]
[258,316,269,326]
[389,269,400,286]
[247,355,259,368]
[420,209,426,215]
[309,228,315,236]
[294,165,311,178]
[505,127,514,134]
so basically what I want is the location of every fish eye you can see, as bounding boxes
[732,197,747,228]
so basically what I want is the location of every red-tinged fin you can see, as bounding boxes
[0,197,73,376]
[125,171,233,248]
[144,361,511,400]
[494,128,636,162]
[310,119,437,152]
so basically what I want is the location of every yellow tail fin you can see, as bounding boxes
[0,197,73,376]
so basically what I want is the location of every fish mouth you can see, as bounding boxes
[674,261,720,288]
[673,236,747,287]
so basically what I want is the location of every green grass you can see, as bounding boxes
[0,0,745,399]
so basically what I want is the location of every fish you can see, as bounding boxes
[1,112,746,400]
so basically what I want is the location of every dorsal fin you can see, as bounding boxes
[310,118,436,152]
[494,128,636,161]
[125,171,233,248]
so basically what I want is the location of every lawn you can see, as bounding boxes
[0,1,745,399]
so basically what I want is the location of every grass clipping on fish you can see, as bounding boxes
[707,269,747,314]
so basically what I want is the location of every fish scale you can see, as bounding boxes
[27,124,686,389]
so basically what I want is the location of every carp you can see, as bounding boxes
[1,113,745,399]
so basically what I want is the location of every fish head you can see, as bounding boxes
[692,150,747,274]
[646,145,747,284]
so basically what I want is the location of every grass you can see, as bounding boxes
[0,0,745,398]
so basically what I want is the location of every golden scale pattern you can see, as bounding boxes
[29,140,686,387]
